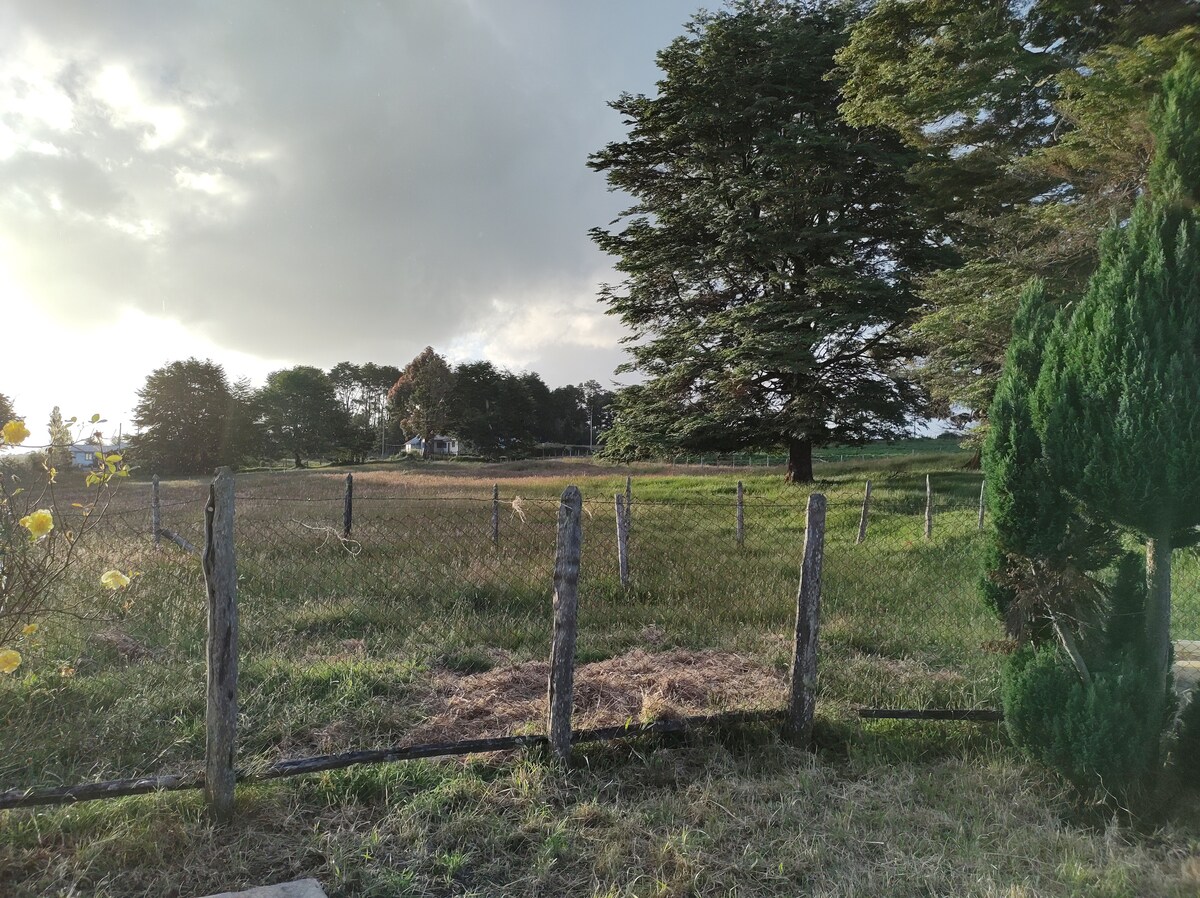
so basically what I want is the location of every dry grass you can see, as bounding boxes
[407,649,786,745]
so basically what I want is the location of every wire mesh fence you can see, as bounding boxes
[2,474,1199,798]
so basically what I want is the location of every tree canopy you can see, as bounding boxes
[258,366,351,468]
[388,348,456,458]
[589,1,945,481]
[837,1,1200,434]
[130,359,249,474]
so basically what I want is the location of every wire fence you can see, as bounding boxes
[2,476,1198,799]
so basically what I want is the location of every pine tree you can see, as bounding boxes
[1036,53,1200,684]
[588,2,944,481]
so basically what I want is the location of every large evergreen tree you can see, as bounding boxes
[449,361,536,455]
[130,358,252,474]
[588,1,945,482]
[1035,53,1200,684]
[258,366,350,468]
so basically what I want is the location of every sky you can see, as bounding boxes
[0,0,707,444]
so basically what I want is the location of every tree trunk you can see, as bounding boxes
[293,450,304,469]
[1145,536,1173,681]
[785,437,814,483]
[962,448,981,470]
[422,433,432,459]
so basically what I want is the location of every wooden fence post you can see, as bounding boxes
[492,483,500,544]
[977,479,986,530]
[924,475,933,540]
[624,475,632,534]
[736,480,745,547]
[342,473,353,540]
[787,493,825,745]
[151,474,161,550]
[548,485,583,764]
[203,467,239,823]
[856,479,871,545]
[615,494,630,587]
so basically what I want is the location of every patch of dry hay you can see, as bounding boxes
[405,648,785,745]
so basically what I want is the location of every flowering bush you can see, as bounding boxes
[0,414,131,674]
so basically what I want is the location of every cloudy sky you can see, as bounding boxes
[0,0,706,442]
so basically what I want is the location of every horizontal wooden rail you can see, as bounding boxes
[0,709,783,810]
[858,708,1002,722]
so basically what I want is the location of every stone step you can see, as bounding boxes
[199,880,327,898]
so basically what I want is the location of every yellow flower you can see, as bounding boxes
[0,649,21,674]
[101,569,131,590]
[19,509,54,539]
[59,665,76,679]
[1,419,30,445]
[21,623,38,637]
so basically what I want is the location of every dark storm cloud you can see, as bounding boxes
[0,0,702,385]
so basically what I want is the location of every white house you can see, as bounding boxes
[403,435,459,457]
[68,443,123,469]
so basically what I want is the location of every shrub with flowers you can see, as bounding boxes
[0,413,132,674]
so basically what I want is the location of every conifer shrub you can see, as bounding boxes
[1176,689,1200,787]
[1002,645,1174,801]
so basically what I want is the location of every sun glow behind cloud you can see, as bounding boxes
[0,251,291,445]
[0,2,710,443]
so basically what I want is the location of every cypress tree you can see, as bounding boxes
[1036,53,1200,684]
[981,279,1118,642]
[984,279,1068,561]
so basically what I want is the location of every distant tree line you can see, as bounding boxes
[125,349,614,474]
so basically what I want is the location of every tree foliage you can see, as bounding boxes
[837,2,1200,432]
[388,348,456,459]
[329,361,402,457]
[130,359,253,475]
[589,2,944,481]
[45,407,73,471]
[258,366,350,468]
[1035,52,1200,680]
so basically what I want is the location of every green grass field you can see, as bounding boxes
[2,454,1199,897]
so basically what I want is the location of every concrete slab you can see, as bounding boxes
[199,880,327,898]
[1176,641,1200,692]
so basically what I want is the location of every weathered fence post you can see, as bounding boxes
[787,493,826,746]
[977,479,986,530]
[615,493,630,587]
[342,472,353,540]
[548,485,583,764]
[151,474,161,550]
[203,467,239,823]
[491,483,500,544]
[924,474,933,540]
[856,479,871,545]
[736,480,745,547]
[624,475,632,534]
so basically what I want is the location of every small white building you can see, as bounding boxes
[68,443,123,469]
[403,435,459,457]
